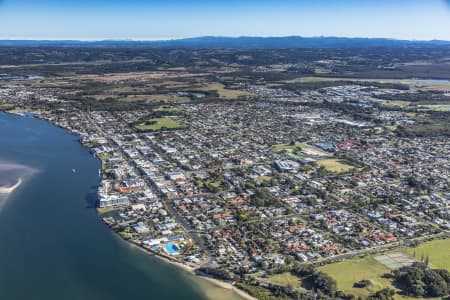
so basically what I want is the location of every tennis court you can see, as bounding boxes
[375,252,416,270]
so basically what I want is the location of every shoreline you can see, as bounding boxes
[1,110,256,300]
[196,276,258,300]
[102,217,257,300]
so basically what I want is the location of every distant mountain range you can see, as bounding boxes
[1,36,450,48]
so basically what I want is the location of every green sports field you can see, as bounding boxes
[318,255,392,299]
[404,238,450,271]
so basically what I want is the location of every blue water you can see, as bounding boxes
[164,243,180,256]
[0,112,210,300]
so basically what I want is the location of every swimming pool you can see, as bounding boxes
[163,243,180,256]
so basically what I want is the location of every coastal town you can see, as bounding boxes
[0,70,449,299]
[3,0,450,299]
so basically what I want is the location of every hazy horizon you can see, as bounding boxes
[1,35,450,42]
[1,0,450,40]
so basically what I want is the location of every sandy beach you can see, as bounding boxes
[0,161,37,213]
[0,178,22,195]
[123,237,257,300]
[0,161,36,197]
[150,252,257,300]
[196,275,258,300]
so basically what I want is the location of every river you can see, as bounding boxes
[0,112,243,300]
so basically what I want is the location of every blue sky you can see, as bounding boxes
[1,0,450,40]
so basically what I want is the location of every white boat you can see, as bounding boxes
[72,169,76,173]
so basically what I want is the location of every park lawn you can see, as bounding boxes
[154,105,183,114]
[198,82,253,99]
[203,180,224,192]
[319,249,446,300]
[272,143,329,157]
[272,143,302,152]
[97,153,109,160]
[202,179,223,188]
[385,125,398,132]
[97,153,110,169]
[209,181,222,188]
[403,238,450,271]
[0,103,15,110]
[271,143,307,160]
[318,256,394,299]
[254,176,272,184]
[316,158,355,173]
[298,143,330,157]
[134,117,185,131]
[97,207,119,214]
[267,272,303,289]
